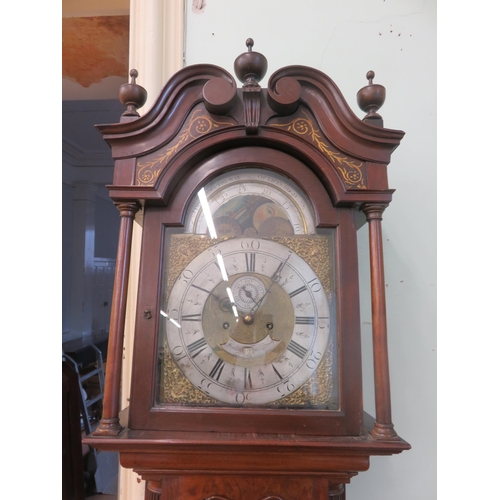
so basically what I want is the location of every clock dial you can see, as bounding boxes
[164,238,330,405]
[185,169,316,236]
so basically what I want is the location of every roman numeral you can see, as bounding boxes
[244,367,253,389]
[272,364,283,380]
[295,316,315,325]
[186,337,207,358]
[287,340,308,359]
[288,285,307,298]
[245,252,256,272]
[182,314,202,322]
[208,358,225,381]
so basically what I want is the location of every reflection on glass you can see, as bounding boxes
[160,310,180,329]
[216,254,229,281]
[198,187,217,238]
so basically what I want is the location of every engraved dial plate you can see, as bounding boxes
[164,238,330,405]
[157,168,338,409]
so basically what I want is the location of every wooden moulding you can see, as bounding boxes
[84,411,410,479]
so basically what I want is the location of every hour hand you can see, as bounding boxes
[271,254,291,282]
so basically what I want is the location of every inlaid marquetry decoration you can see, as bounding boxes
[136,108,235,185]
[270,113,366,189]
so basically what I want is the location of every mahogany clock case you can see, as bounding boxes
[82,42,411,500]
[127,147,364,436]
[89,40,408,451]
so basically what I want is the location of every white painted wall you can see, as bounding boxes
[185,1,436,499]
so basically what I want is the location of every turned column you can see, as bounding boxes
[144,480,162,500]
[329,484,345,500]
[94,201,141,436]
[362,203,398,440]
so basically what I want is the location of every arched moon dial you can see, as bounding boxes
[165,238,330,405]
[185,168,316,236]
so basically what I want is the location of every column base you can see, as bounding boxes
[92,418,123,437]
[370,422,399,440]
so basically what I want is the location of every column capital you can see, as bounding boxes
[114,201,142,218]
[362,203,388,221]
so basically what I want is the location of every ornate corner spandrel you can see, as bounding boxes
[135,106,236,186]
[159,234,337,409]
[269,111,367,190]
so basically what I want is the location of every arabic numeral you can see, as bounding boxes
[306,351,322,369]
[235,392,249,404]
[240,239,260,250]
[318,317,329,329]
[179,269,193,285]
[171,345,186,361]
[168,308,179,321]
[277,380,295,397]
[216,193,228,205]
[308,278,322,292]
[197,378,212,395]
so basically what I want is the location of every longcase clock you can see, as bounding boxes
[85,40,410,500]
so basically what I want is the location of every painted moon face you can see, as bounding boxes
[184,169,316,235]
[252,202,289,230]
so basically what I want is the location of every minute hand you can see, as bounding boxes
[249,255,291,314]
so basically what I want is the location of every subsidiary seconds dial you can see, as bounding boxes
[164,238,330,405]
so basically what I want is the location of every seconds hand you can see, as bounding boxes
[242,287,259,306]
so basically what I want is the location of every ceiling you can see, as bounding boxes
[62,0,130,180]
[62,0,130,101]
[62,15,129,101]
